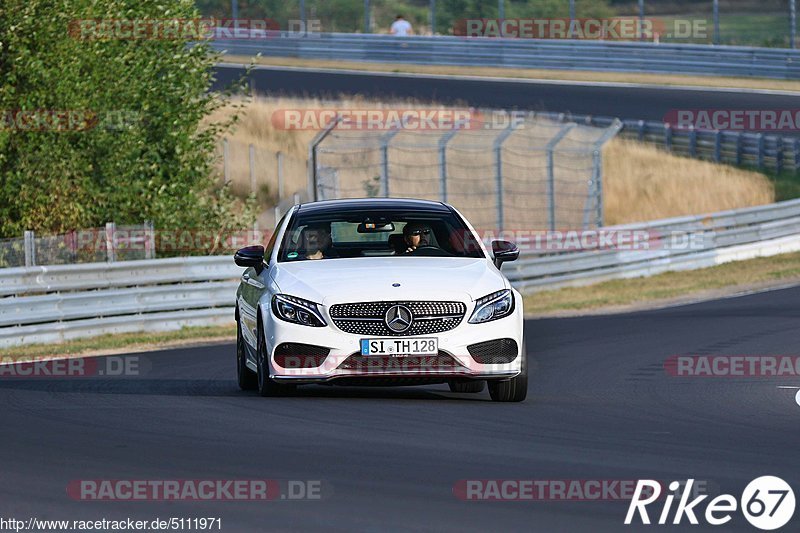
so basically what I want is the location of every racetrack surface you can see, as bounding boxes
[213,64,800,124]
[1,286,799,531]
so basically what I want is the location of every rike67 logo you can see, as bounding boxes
[625,477,795,530]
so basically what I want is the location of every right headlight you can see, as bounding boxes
[271,294,327,327]
[468,289,514,324]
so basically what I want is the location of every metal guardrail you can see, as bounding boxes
[212,32,800,79]
[2,198,800,347]
[506,197,800,291]
[539,113,800,173]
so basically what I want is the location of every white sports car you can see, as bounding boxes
[234,198,527,402]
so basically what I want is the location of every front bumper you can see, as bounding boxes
[262,295,524,384]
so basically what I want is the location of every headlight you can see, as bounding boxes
[468,289,514,324]
[272,294,327,327]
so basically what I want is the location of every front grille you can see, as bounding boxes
[467,338,519,364]
[273,343,330,368]
[329,301,466,336]
[337,351,467,373]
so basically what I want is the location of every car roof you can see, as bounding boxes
[297,198,452,215]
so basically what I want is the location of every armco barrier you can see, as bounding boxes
[211,33,800,79]
[2,198,800,347]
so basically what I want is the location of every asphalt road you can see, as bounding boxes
[213,64,800,123]
[1,286,799,531]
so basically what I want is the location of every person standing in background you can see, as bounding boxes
[390,14,413,36]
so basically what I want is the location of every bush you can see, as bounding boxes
[0,0,255,238]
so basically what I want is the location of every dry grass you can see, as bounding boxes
[223,55,800,93]
[211,96,775,225]
[603,140,775,224]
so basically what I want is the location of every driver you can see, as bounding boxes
[300,222,337,260]
[402,221,433,254]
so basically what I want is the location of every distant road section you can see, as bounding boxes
[212,64,800,123]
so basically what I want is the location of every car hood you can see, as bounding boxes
[271,257,508,306]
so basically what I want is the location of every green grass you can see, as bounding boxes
[0,324,235,361]
[523,251,800,315]
[659,12,791,47]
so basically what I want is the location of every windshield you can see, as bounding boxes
[277,207,485,262]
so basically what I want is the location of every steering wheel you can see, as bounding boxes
[409,245,451,257]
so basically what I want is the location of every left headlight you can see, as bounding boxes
[271,294,327,327]
[468,289,514,324]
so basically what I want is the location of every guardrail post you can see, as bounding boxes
[792,0,797,49]
[664,123,673,152]
[688,126,697,158]
[735,132,743,166]
[437,128,459,203]
[637,120,645,141]
[23,230,36,267]
[307,116,341,201]
[776,137,784,173]
[105,222,116,263]
[713,131,722,162]
[545,123,578,231]
[145,221,155,260]
[429,0,436,35]
[756,133,765,169]
[493,122,520,233]
[713,0,720,45]
[794,138,800,171]
[380,129,401,197]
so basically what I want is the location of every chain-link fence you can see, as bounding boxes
[310,114,621,232]
[201,0,800,48]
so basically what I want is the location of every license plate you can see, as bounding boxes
[360,338,438,356]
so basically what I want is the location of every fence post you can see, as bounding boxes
[776,137,784,173]
[105,222,116,263]
[380,129,401,197]
[713,0,720,45]
[545,123,577,231]
[713,131,722,162]
[249,144,256,198]
[145,221,155,260]
[437,129,459,203]
[23,230,35,267]
[364,0,370,33]
[429,0,436,35]
[756,133,765,169]
[308,116,341,201]
[493,122,520,233]
[277,151,284,200]
[223,138,230,184]
[637,119,645,141]
[792,0,797,49]
[638,0,645,41]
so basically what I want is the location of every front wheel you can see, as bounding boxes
[256,322,296,397]
[488,340,527,402]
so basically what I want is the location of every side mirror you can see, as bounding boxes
[492,240,519,269]
[234,245,266,273]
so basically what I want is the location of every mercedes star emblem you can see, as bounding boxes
[385,305,413,333]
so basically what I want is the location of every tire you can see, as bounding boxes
[237,319,257,390]
[487,340,528,402]
[256,320,296,397]
[448,380,485,393]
